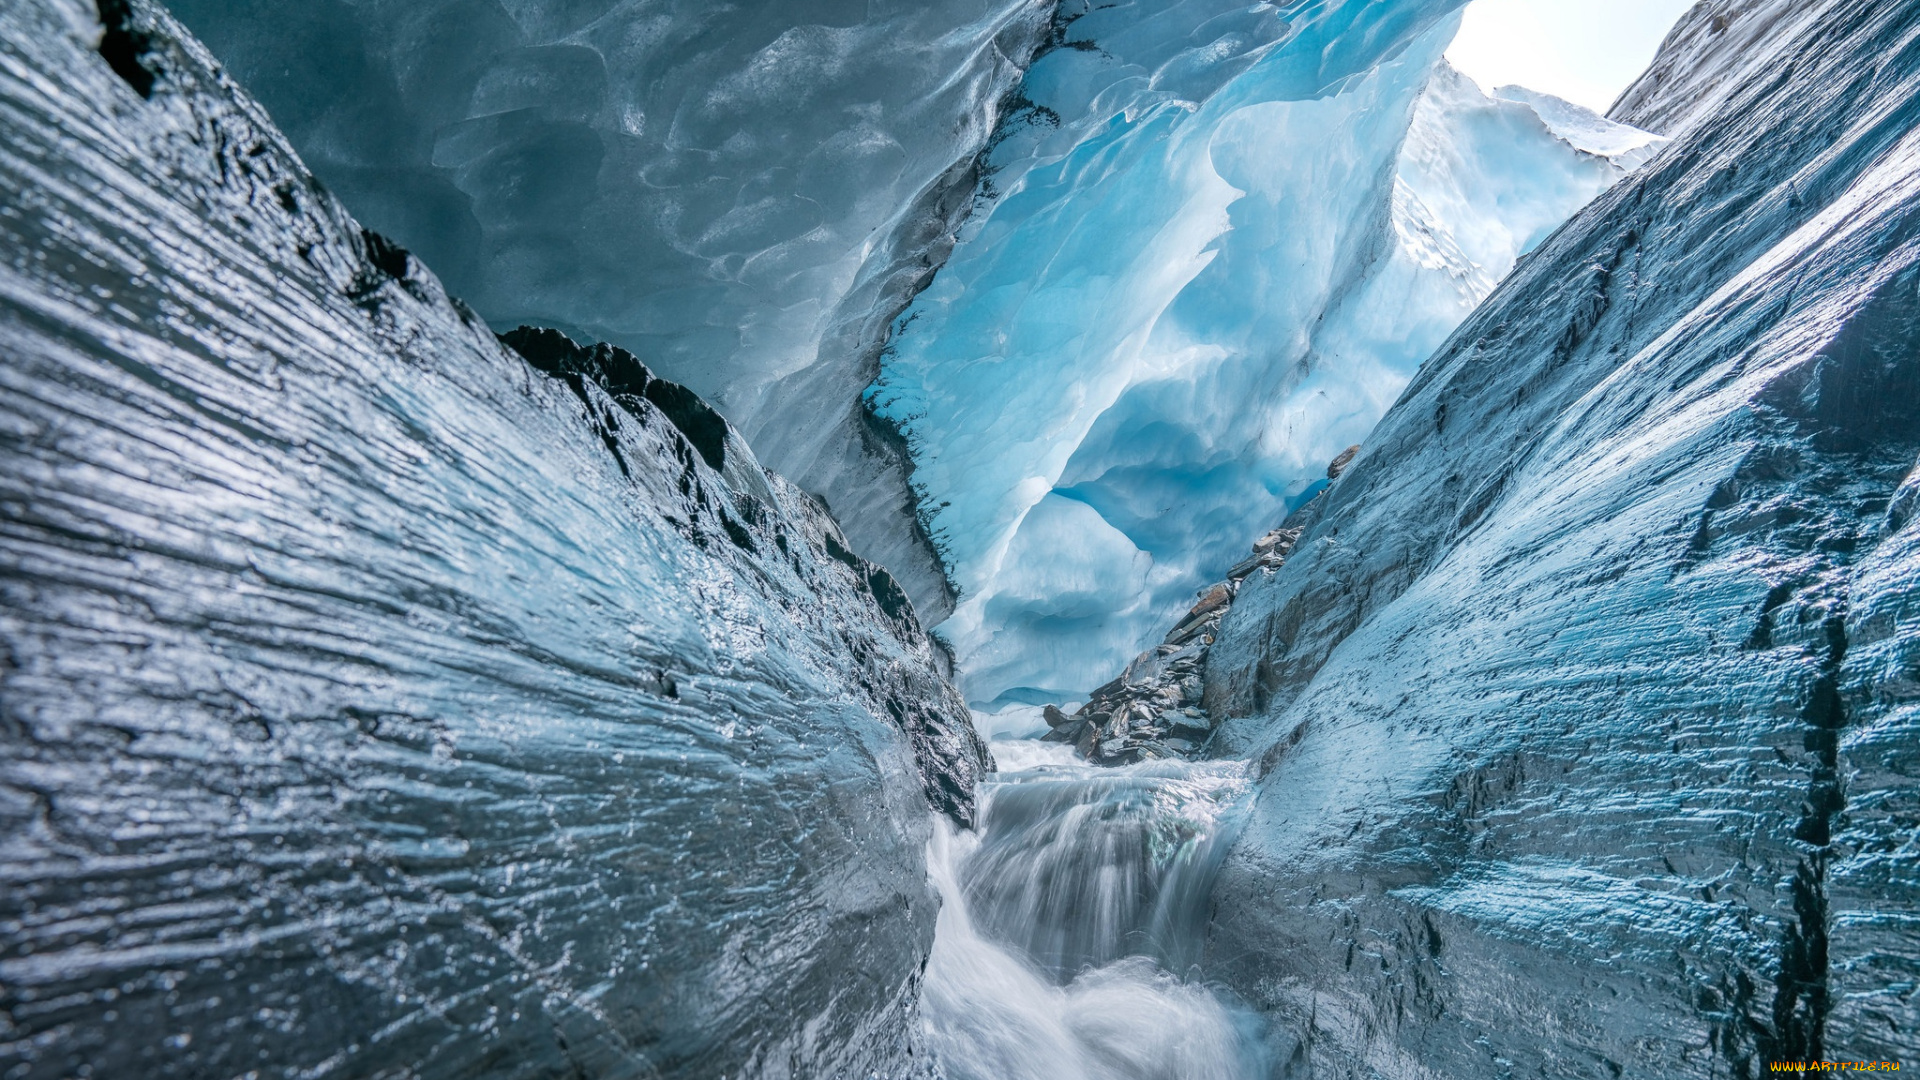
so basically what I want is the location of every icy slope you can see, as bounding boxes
[1610,0,1819,137]
[0,1,987,1076]
[868,0,1663,703]
[1199,0,1920,1072]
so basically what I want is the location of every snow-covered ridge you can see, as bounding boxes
[0,0,988,1074]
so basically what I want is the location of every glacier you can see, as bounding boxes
[867,1,1664,704]
[0,1,988,1075]
[7,0,1920,1075]
[1194,0,1920,1071]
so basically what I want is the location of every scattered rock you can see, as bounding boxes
[1074,721,1100,759]
[1071,516,1315,764]
[1228,527,1303,580]
[1191,583,1234,617]
[1327,444,1362,479]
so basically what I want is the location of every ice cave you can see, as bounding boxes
[2,0,1917,1077]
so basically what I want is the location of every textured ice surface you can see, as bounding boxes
[868,0,1662,703]
[1199,0,1920,1072]
[1609,0,1819,137]
[166,0,1060,621]
[0,1,989,1075]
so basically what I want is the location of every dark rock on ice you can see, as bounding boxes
[1189,583,1235,620]
[1167,711,1213,739]
[1326,443,1361,480]
[0,1,987,1076]
[95,0,158,97]
[499,325,732,474]
[1063,517,1319,765]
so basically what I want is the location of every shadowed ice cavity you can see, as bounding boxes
[921,740,1260,1079]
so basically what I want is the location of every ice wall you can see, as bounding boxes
[164,0,1666,700]
[1201,0,1920,1069]
[0,1,989,1074]
[868,0,1664,703]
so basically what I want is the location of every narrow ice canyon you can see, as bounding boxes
[2,0,1916,1078]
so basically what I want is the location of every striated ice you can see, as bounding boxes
[1200,0,1920,1070]
[869,4,1663,703]
[0,2,990,1076]
[1609,0,1823,136]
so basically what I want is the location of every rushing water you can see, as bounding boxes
[921,731,1263,1079]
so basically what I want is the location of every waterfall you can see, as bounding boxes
[920,738,1262,1079]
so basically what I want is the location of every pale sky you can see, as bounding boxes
[1445,0,1699,114]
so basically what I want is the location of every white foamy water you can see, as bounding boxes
[921,731,1262,1079]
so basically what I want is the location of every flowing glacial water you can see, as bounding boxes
[921,736,1261,1079]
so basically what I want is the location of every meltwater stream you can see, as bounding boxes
[920,736,1262,1079]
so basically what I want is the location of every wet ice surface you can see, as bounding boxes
[921,731,1261,1080]
[0,2,986,1076]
